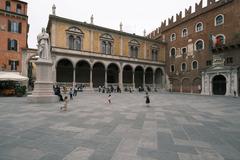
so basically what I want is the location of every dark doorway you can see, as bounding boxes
[75,61,90,83]
[107,63,119,84]
[56,59,73,82]
[93,62,105,88]
[212,75,226,95]
[134,66,143,88]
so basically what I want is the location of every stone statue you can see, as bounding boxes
[37,28,50,60]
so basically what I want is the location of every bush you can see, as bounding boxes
[15,86,26,97]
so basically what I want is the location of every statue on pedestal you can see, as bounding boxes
[37,28,50,60]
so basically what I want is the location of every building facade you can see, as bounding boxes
[0,0,28,72]
[40,15,166,90]
[149,0,240,96]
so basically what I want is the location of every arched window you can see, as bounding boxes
[195,39,204,51]
[100,33,114,55]
[215,14,224,26]
[170,33,176,41]
[182,28,188,37]
[195,22,203,32]
[16,4,22,14]
[181,47,187,55]
[5,1,11,11]
[69,35,74,49]
[170,47,176,57]
[170,65,175,72]
[151,48,158,61]
[181,63,187,71]
[192,61,198,70]
[129,39,140,58]
[75,36,81,51]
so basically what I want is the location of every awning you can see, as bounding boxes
[0,72,28,81]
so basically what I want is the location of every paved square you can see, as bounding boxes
[0,93,240,160]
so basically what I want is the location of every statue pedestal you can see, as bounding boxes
[27,59,58,103]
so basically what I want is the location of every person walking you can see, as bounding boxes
[60,96,68,111]
[69,88,73,100]
[145,92,150,107]
[107,94,112,104]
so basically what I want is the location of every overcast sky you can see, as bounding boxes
[24,0,208,48]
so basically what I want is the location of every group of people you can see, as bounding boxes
[98,85,121,93]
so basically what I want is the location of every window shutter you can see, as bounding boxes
[8,20,11,32]
[14,40,18,51]
[18,23,22,33]
[8,39,11,50]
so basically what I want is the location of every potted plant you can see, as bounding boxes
[15,86,26,97]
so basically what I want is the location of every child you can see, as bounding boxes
[69,88,73,100]
[145,92,150,107]
[108,94,111,104]
[60,96,68,111]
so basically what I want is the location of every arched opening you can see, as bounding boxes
[134,66,143,88]
[155,68,163,88]
[192,78,201,93]
[172,79,180,92]
[123,65,133,84]
[212,75,226,95]
[75,61,90,83]
[93,62,105,88]
[107,63,119,84]
[56,59,73,82]
[145,67,153,85]
[182,78,191,93]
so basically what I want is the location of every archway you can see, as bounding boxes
[134,66,144,88]
[123,65,133,84]
[212,75,226,95]
[145,67,153,85]
[182,78,191,93]
[56,59,73,82]
[192,78,201,93]
[75,60,90,83]
[93,62,105,88]
[155,68,163,88]
[107,63,119,84]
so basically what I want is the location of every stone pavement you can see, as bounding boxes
[0,93,240,160]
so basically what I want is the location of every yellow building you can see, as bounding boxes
[40,14,166,90]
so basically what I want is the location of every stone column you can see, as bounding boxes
[209,74,213,96]
[233,70,239,96]
[201,72,205,95]
[73,68,76,87]
[105,69,107,87]
[226,73,231,96]
[119,68,123,90]
[144,41,147,59]
[90,68,93,88]
[143,70,145,89]
[90,30,93,52]
[120,36,123,56]
[153,72,156,89]
[133,72,135,89]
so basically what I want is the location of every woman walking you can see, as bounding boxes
[145,92,150,107]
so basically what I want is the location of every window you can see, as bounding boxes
[195,22,203,32]
[181,63,187,71]
[215,14,224,26]
[170,47,176,57]
[5,1,11,11]
[8,21,22,33]
[151,48,158,61]
[129,39,140,58]
[181,47,187,55]
[182,28,188,37]
[100,33,113,55]
[16,4,22,14]
[8,39,18,51]
[192,61,198,70]
[9,60,19,71]
[66,27,84,51]
[170,65,175,72]
[226,57,233,64]
[170,33,176,41]
[195,39,204,51]
[206,60,212,66]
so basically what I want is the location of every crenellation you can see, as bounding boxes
[185,6,192,17]
[176,11,182,21]
[208,0,216,6]
[195,0,203,12]
[168,16,174,25]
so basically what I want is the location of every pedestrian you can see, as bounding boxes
[107,94,111,104]
[145,92,150,107]
[69,88,73,100]
[60,96,68,111]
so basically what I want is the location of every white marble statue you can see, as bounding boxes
[37,28,50,60]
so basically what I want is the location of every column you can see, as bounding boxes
[119,68,123,90]
[120,36,123,56]
[153,72,156,89]
[201,72,205,95]
[132,72,135,89]
[226,73,231,96]
[90,30,93,52]
[73,68,76,87]
[233,70,239,97]
[90,68,93,88]
[105,69,107,87]
[143,71,145,89]
[144,41,147,59]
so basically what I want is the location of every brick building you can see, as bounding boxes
[149,0,240,96]
[0,0,28,72]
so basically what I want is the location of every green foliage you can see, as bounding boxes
[15,86,26,97]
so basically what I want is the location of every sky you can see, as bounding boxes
[24,0,208,48]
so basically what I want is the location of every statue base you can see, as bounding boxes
[27,59,58,103]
